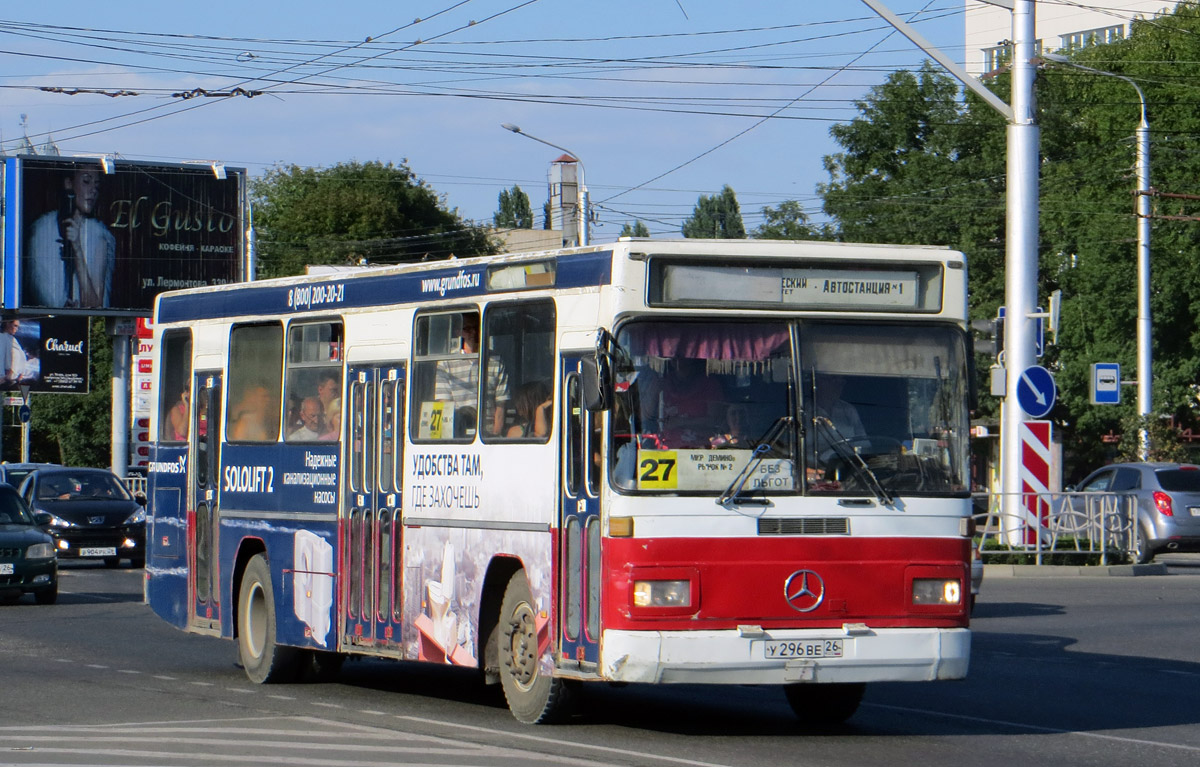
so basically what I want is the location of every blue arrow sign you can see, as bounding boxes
[1016,365,1056,418]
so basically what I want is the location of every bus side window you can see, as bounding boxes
[283,321,343,443]
[411,311,478,442]
[157,330,192,443]
[226,324,283,443]
[484,300,556,443]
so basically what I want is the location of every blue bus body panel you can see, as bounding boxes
[146,444,190,628]
[216,443,341,647]
[158,250,614,323]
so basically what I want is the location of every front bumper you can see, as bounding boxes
[601,626,970,685]
[0,558,57,594]
[49,526,145,559]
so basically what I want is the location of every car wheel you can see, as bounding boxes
[784,682,866,724]
[499,572,574,724]
[1134,524,1155,565]
[34,583,58,605]
[130,556,145,569]
[237,554,302,684]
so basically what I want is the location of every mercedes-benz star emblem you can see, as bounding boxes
[784,569,825,613]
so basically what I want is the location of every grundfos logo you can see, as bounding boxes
[783,569,825,613]
[149,456,187,474]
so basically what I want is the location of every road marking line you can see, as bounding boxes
[393,714,739,767]
[867,703,1200,753]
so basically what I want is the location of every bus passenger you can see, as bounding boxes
[709,403,751,448]
[435,313,510,436]
[229,385,277,442]
[168,388,189,441]
[647,358,722,448]
[507,381,552,438]
[317,372,341,425]
[319,408,341,441]
[814,373,865,438]
[289,397,324,441]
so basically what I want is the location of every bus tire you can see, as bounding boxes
[783,682,865,724]
[238,554,302,684]
[499,573,573,724]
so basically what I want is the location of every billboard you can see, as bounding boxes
[3,156,245,315]
[1,315,89,394]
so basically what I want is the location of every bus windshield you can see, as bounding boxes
[610,319,969,497]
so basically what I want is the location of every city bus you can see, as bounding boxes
[144,238,974,724]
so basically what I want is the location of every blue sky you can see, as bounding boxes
[0,2,967,242]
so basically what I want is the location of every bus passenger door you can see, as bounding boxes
[341,364,406,650]
[189,372,221,633]
[559,362,602,669]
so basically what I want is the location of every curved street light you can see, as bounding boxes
[501,123,589,246]
[1044,52,1152,459]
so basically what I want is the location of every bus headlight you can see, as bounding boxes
[633,579,691,608]
[912,578,961,606]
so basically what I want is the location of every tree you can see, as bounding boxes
[816,7,1200,480]
[753,201,819,240]
[620,220,650,237]
[494,185,534,229]
[252,160,495,278]
[681,185,745,239]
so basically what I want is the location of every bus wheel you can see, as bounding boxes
[783,682,865,724]
[238,554,302,684]
[499,573,573,724]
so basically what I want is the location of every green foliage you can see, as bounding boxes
[252,160,495,277]
[24,319,112,466]
[1113,414,1192,463]
[681,185,746,239]
[818,8,1200,481]
[494,185,534,229]
[620,220,651,237]
[753,200,819,240]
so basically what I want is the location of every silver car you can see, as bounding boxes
[1076,462,1200,563]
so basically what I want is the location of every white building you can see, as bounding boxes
[964,1,1181,76]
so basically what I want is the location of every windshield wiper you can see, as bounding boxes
[716,416,793,509]
[813,416,894,506]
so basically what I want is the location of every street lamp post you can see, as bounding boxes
[500,123,589,247]
[1044,53,1152,459]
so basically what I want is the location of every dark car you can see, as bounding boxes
[1075,462,1200,563]
[18,468,146,568]
[0,462,60,490]
[0,483,58,604]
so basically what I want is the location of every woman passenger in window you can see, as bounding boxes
[506,381,552,438]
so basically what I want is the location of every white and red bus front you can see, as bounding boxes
[596,314,972,687]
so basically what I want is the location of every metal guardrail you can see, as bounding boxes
[123,474,147,497]
[971,492,1140,566]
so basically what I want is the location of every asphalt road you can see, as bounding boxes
[1,557,1198,767]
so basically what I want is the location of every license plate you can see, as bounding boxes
[763,639,844,659]
[1190,506,1200,517]
[0,563,13,575]
[79,547,117,557]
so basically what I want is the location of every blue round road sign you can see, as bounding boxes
[17,404,31,424]
[1016,365,1056,418]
